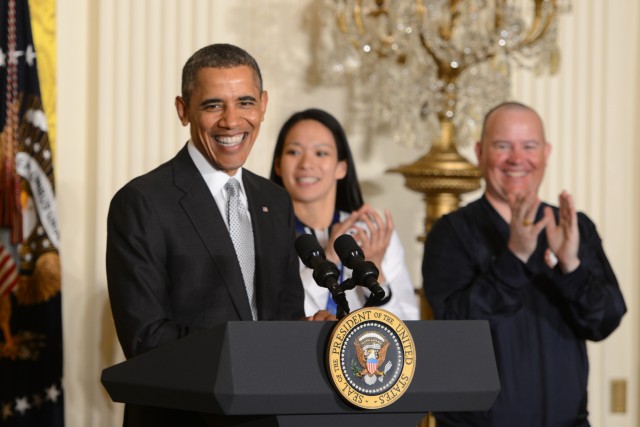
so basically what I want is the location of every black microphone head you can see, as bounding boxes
[334,234,364,269]
[294,233,326,268]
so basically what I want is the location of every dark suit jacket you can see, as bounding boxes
[106,145,305,426]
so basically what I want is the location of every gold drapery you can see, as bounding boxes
[28,0,56,151]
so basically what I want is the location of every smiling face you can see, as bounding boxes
[275,119,347,208]
[175,66,268,175]
[475,106,551,209]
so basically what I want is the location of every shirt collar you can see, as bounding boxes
[187,140,245,195]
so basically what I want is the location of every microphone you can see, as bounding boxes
[333,234,386,306]
[294,234,350,314]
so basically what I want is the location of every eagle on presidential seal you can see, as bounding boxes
[353,331,393,385]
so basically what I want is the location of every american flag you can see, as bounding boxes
[0,243,18,297]
[1,0,64,425]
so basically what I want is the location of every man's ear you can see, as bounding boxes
[175,96,189,126]
[259,90,269,122]
[544,141,552,161]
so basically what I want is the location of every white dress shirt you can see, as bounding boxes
[187,141,252,230]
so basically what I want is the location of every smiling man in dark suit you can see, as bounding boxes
[106,43,332,427]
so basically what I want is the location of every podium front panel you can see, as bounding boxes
[102,320,500,415]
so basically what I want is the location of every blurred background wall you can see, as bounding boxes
[54,1,639,426]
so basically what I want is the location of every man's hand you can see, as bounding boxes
[305,310,337,321]
[544,191,580,274]
[507,192,548,263]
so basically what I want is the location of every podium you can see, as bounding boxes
[102,320,500,427]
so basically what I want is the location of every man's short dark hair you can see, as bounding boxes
[181,44,263,104]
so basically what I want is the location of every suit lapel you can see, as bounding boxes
[243,171,279,319]
[171,146,254,320]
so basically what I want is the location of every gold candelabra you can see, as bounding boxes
[320,0,569,240]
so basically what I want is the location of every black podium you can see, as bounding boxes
[102,320,500,427]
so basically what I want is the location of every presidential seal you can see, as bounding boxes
[327,307,416,409]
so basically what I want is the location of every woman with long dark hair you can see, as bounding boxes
[270,108,419,320]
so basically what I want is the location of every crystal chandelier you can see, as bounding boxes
[318,0,570,239]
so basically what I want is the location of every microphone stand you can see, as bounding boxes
[335,278,357,319]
